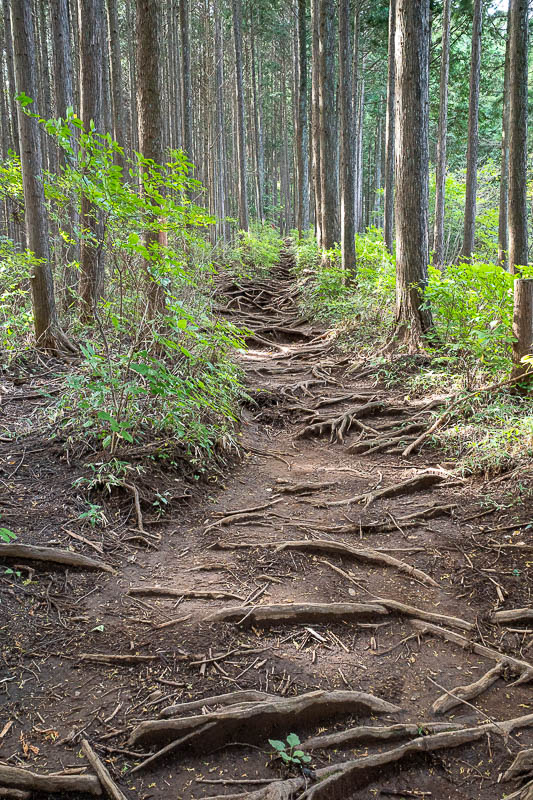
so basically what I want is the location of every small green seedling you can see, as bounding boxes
[268,733,311,767]
[0,527,16,543]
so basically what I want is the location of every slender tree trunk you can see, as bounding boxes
[214,0,228,241]
[106,0,127,163]
[296,0,310,235]
[507,0,528,274]
[433,0,451,268]
[79,0,105,319]
[311,0,322,244]
[10,0,67,351]
[250,14,264,223]
[461,0,482,261]
[231,0,249,231]
[498,12,511,269]
[180,0,193,159]
[392,0,433,350]
[136,0,165,316]
[338,0,355,274]
[2,0,18,153]
[355,70,364,232]
[51,0,79,307]
[383,0,395,252]
[318,0,338,255]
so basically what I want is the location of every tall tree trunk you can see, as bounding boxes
[318,0,338,255]
[250,13,264,223]
[461,0,482,261]
[214,0,228,241]
[355,70,364,233]
[507,0,528,274]
[106,0,127,162]
[392,0,433,350]
[296,0,310,235]
[338,0,355,274]
[51,0,79,307]
[231,0,249,231]
[498,11,511,269]
[180,0,193,159]
[10,0,68,351]
[433,0,451,268]
[383,0,395,252]
[136,0,165,316]
[2,0,18,152]
[311,0,322,243]
[79,0,105,319]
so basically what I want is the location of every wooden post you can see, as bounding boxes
[512,278,533,386]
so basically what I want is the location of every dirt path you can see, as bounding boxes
[1,248,533,799]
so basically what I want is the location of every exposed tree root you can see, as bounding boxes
[129,724,216,774]
[347,423,425,455]
[128,689,401,748]
[0,765,101,796]
[301,720,466,750]
[295,401,389,443]
[275,479,333,495]
[503,749,533,781]
[204,601,390,626]
[322,473,445,508]
[311,503,456,535]
[127,586,244,601]
[198,713,533,800]
[0,543,114,573]
[79,653,158,665]
[369,597,473,631]
[503,780,533,800]
[160,690,277,719]
[410,620,533,683]
[432,663,504,714]
[0,790,31,799]
[273,539,438,587]
[81,739,127,800]
[492,608,533,625]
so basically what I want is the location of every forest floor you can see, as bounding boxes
[1,247,533,800]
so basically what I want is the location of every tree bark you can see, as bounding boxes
[383,0,395,252]
[461,0,482,261]
[432,0,451,268]
[392,0,433,350]
[78,0,105,320]
[106,0,127,163]
[498,11,511,269]
[231,0,249,231]
[10,0,66,351]
[250,13,265,223]
[507,0,528,274]
[136,0,165,317]
[311,0,322,243]
[2,0,19,152]
[511,279,533,387]
[338,0,355,275]
[295,0,310,235]
[179,0,192,159]
[318,0,338,255]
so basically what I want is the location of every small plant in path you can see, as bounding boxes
[268,733,311,768]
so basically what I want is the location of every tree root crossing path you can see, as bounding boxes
[2,248,533,800]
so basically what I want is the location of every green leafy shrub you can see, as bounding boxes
[230,222,283,277]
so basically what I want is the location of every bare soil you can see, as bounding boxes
[1,248,533,800]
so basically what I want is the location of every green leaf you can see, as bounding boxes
[300,754,312,763]
[286,734,300,747]
[280,751,291,763]
[268,740,286,753]
[0,527,17,543]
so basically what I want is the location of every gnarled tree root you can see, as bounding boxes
[492,608,533,625]
[204,601,390,626]
[312,503,456,535]
[205,597,472,632]
[432,663,504,714]
[160,690,277,719]
[273,539,438,588]
[503,748,533,781]
[0,765,101,796]
[127,586,244,601]
[294,401,388,443]
[199,712,533,800]
[0,543,114,573]
[302,720,466,750]
[410,620,533,683]
[128,689,401,748]
[322,473,445,509]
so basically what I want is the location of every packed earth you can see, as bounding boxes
[1,248,533,800]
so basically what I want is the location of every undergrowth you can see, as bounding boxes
[292,228,533,476]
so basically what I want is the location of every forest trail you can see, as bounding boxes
[2,248,533,800]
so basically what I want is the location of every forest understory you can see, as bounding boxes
[1,246,533,800]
